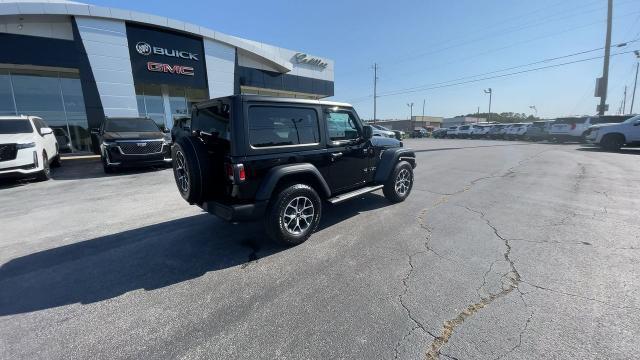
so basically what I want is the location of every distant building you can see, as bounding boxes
[441,116,486,127]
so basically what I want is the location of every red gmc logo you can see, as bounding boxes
[146,62,195,76]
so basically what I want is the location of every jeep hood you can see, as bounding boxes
[103,131,164,140]
[371,136,401,148]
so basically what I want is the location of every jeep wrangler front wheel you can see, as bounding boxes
[265,184,322,246]
[383,161,413,203]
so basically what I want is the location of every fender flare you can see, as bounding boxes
[255,163,331,201]
[374,148,416,183]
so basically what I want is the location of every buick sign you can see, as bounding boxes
[135,42,152,56]
[135,41,199,61]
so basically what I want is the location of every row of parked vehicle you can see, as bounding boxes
[430,114,640,151]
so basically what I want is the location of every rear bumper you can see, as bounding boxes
[200,200,268,222]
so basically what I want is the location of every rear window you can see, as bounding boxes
[192,99,232,139]
[0,119,33,134]
[104,118,160,132]
[248,106,320,148]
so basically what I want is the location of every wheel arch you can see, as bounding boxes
[255,163,331,201]
[374,148,416,183]
[601,132,627,143]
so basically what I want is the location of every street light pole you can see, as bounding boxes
[631,50,640,114]
[598,0,613,115]
[407,102,414,132]
[484,88,492,122]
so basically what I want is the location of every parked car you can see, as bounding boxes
[487,124,508,139]
[0,115,60,181]
[171,95,416,245]
[524,120,554,141]
[586,114,640,151]
[369,124,395,138]
[456,125,473,138]
[92,117,172,173]
[469,124,492,138]
[446,126,460,138]
[432,128,448,138]
[371,124,401,140]
[53,128,72,152]
[504,123,532,140]
[547,115,633,143]
[413,127,428,138]
[581,115,635,142]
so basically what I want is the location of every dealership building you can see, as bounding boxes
[0,0,334,152]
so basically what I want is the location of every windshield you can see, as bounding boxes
[622,115,640,124]
[104,118,160,132]
[0,119,33,134]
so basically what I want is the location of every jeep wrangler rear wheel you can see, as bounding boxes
[265,184,322,246]
[172,136,212,204]
[383,161,413,203]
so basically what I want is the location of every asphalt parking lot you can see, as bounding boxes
[1,139,639,359]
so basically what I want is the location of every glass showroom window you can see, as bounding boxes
[3,69,91,152]
[136,84,166,129]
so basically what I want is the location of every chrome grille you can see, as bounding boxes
[118,141,163,155]
[0,143,17,161]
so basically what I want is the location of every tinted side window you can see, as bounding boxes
[326,111,359,141]
[248,106,319,148]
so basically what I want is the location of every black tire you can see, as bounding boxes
[172,136,212,204]
[51,153,61,168]
[36,152,51,181]
[383,161,414,203]
[264,184,322,246]
[600,134,624,152]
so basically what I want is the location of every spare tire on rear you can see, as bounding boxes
[172,136,212,204]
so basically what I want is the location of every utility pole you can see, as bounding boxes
[529,105,538,117]
[484,88,492,122]
[622,86,627,114]
[631,50,640,113]
[598,0,613,115]
[422,99,426,119]
[407,102,414,131]
[372,63,378,123]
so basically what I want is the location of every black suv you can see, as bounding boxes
[92,117,172,173]
[171,95,416,245]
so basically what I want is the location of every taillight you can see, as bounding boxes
[238,164,246,181]
[226,163,246,182]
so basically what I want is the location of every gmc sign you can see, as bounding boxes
[147,62,195,76]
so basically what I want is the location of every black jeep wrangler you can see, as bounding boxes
[171,95,416,245]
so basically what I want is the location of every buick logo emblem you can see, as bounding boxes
[136,42,151,56]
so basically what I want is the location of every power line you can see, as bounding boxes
[383,39,638,94]
[375,49,639,98]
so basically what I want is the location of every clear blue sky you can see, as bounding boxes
[90,0,640,119]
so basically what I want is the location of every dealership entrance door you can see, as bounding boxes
[135,83,207,130]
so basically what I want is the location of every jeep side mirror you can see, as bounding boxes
[362,125,373,140]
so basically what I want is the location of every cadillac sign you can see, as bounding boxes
[293,53,328,70]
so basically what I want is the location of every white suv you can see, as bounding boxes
[548,115,632,143]
[586,115,640,151]
[0,116,60,181]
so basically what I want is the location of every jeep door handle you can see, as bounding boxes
[330,152,343,161]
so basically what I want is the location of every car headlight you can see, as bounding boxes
[16,142,35,149]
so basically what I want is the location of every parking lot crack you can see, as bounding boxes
[394,251,438,359]
[520,280,638,311]
[424,206,523,360]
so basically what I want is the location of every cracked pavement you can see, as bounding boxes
[1,139,639,359]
